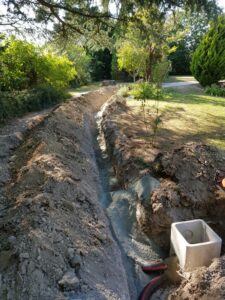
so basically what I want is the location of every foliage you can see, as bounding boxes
[167,7,222,74]
[0,86,65,123]
[89,48,112,81]
[117,41,147,81]
[130,82,163,100]
[117,86,130,97]
[0,1,218,45]
[52,43,91,86]
[111,49,130,81]
[191,15,225,86]
[115,6,179,82]
[152,60,171,86]
[169,40,192,75]
[0,38,76,91]
[122,6,167,82]
[41,53,76,89]
[0,39,41,90]
[129,81,163,145]
[205,84,225,97]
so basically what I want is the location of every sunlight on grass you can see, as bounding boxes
[127,86,225,150]
[68,82,101,96]
[164,76,196,83]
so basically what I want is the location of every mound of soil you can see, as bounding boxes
[101,95,154,187]
[169,255,225,300]
[147,142,225,249]
[100,96,225,251]
[100,95,225,299]
[0,87,134,300]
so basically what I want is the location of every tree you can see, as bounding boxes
[117,41,147,81]
[116,6,173,82]
[167,6,222,74]
[0,0,218,43]
[0,38,41,90]
[191,15,225,86]
[51,43,91,85]
[89,48,112,81]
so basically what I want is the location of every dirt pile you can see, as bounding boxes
[96,93,225,300]
[101,95,152,187]
[169,255,225,299]
[146,142,225,248]
[0,87,134,300]
[100,96,225,251]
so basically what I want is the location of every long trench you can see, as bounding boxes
[91,101,166,299]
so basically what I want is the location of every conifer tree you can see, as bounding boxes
[191,15,225,86]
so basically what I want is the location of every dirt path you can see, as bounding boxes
[162,81,198,88]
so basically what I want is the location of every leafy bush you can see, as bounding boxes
[0,86,65,123]
[117,41,147,82]
[41,53,76,89]
[153,60,171,86]
[0,37,76,91]
[117,86,130,97]
[130,82,163,100]
[205,84,225,97]
[63,44,91,86]
[191,16,225,87]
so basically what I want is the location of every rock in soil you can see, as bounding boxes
[58,270,80,291]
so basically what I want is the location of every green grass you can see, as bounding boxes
[127,85,225,150]
[164,76,196,83]
[68,82,101,96]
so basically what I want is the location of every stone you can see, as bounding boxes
[58,270,80,291]
[70,255,82,271]
[129,174,160,206]
[8,235,16,245]
[101,80,116,86]
[67,248,75,260]
[62,200,75,211]
[20,252,29,259]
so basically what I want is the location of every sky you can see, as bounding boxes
[218,0,225,10]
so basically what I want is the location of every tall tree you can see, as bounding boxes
[116,6,174,82]
[167,5,222,74]
[191,15,225,86]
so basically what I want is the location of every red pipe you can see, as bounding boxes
[139,274,165,300]
[142,262,168,273]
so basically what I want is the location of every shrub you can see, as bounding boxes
[130,82,163,100]
[117,86,130,97]
[153,60,171,86]
[191,16,225,87]
[205,84,225,97]
[0,86,65,124]
[0,38,76,91]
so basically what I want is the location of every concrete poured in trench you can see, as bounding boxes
[92,100,166,299]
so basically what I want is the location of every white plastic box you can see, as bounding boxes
[170,219,222,271]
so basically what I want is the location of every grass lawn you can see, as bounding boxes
[165,75,196,83]
[68,82,101,96]
[127,85,225,150]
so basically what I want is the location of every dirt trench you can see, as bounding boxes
[1,87,225,300]
[99,94,225,299]
[0,87,145,300]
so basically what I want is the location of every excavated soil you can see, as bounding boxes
[1,88,225,300]
[100,94,225,299]
[0,87,137,300]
